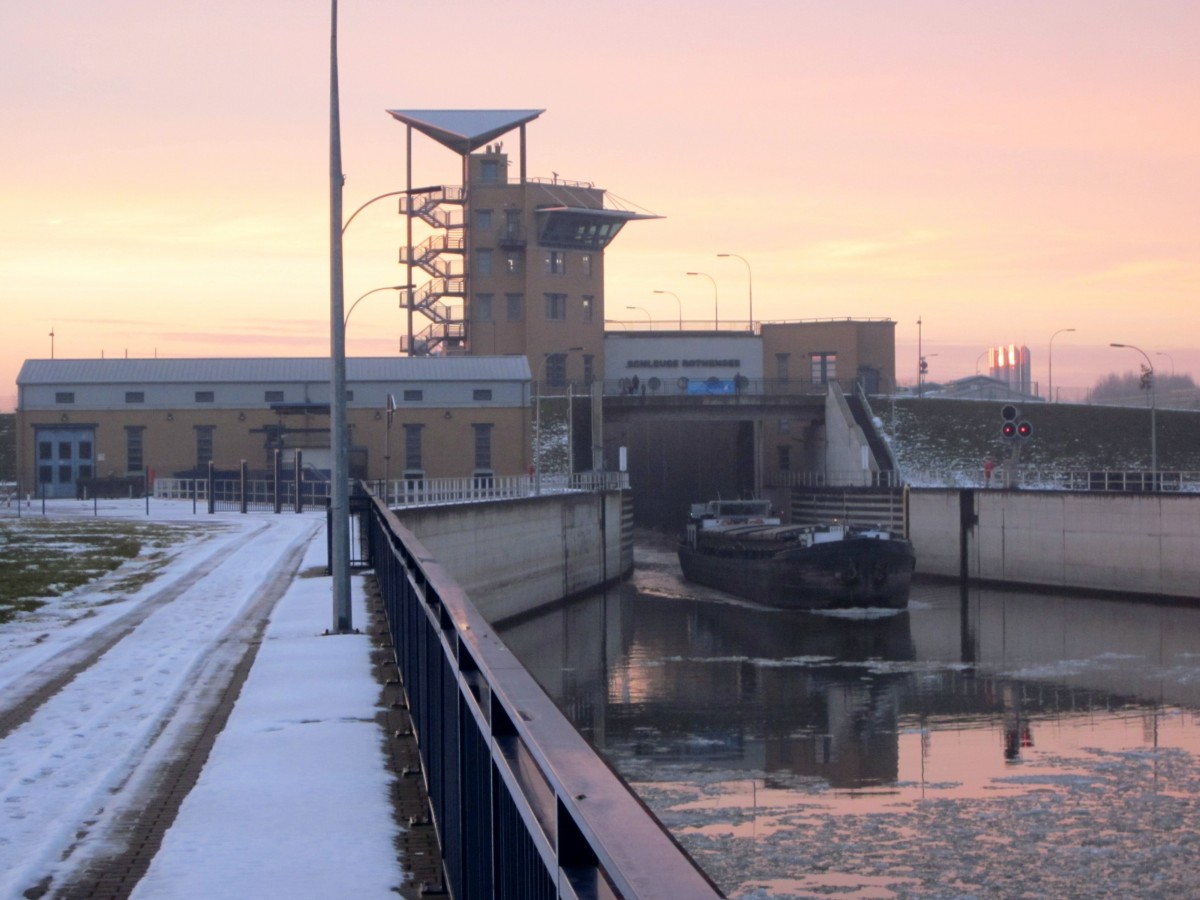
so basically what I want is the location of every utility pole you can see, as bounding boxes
[328,0,351,632]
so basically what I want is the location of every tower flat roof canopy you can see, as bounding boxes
[385,109,544,155]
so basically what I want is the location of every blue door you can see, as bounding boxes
[35,427,96,498]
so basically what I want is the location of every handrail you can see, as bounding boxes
[367,495,721,899]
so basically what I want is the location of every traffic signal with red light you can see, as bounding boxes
[1000,405,1032,439]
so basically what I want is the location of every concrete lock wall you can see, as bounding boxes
[910,488,1200,599]
[391,491,631,621]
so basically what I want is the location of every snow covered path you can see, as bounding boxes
[0,506,404,898]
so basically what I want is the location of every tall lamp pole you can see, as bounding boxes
[917,316,923,398]
[1048,327,1075,403]
[328,0,352,633]
[653,290,682,330]
[686,272,718,329]
[626,305,652,325]
[1110,342,1156,488]
[717,253,752,330]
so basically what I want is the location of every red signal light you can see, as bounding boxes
[1017,421,1033,438]
[1002,422,1017,438]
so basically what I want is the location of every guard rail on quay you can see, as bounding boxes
[153,472,631,510]
[366,493,722,900]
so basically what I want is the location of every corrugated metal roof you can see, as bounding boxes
[16,356,532,385]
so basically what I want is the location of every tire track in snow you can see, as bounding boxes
[0,517,322,899]
[0,519,270,741]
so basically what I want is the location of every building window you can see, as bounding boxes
[473,423,493,471]
[196,426,214,468]
[403,424,423,472]
[125,391,145,404]
[195,390,215,403]
[265,390,284,403]
[125,426,144,474]
[473,389,493,402]
[39,441,52,461]
[345,390,354,402]
[475,209,493,231]
[403,389,423,402]
[777,445,791,471]
[506,293,524,321]
[581,295,594,323]
[544,353,567,388]
[504,251,522,275]
[811,352,837,385]
[545,292,567,321]
[581,253,593,277]
[778,419,792,434]
[55,392,75,404]
[79,441,92,461]
[473,294,494,322]
[59,441,72,460]
[775,353,790,382]
[583,355,595,386]
[545,250,565,275]
[481,159,500,183]
[476,248,493,276]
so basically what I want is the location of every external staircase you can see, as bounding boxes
[399,187,468,355]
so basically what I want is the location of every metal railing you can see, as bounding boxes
[153,474,330,512]
[369,471,630,508]
[768,469,904,489]
[902,467,1200,492]
[600,376,865,399]
[367,496,721,899]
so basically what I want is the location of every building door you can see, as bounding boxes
[35,427,96,498]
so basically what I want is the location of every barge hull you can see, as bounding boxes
[678,537,913,610]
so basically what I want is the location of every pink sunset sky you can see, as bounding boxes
[2,0,1198,410]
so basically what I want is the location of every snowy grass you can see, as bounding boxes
[0,520,199,620]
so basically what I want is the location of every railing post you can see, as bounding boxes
[273,449,282,514]
[239,460,248,514]
[294,450,303,514]
[206,461,215,515]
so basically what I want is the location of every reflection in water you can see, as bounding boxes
[497,536,1200,898]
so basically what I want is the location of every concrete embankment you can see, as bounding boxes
[911,488,1200,600]
[390,490,632,621]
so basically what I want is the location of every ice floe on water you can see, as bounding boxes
[621,742,1200,899]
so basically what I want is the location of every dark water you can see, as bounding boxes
[497,535,1200,899]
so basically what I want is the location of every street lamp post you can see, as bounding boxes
[383,393,396,504]
[1110,342,1156,488]
[653,290,682,330]
[626,305,652,325]
[345,284,411,326]
[328,0,351,633]
[534,347,582,495]
[917,316,923,397]
[717,253,752,330]
[686,272,718,329]
[1048,328,1076,403]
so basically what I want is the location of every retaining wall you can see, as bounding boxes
[391,490,632,621]
[910,488,1200,599]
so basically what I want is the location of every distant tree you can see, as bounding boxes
[1092,371,1196,404]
